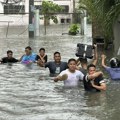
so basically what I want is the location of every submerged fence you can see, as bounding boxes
[0,11,83,38]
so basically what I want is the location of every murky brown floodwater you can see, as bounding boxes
[0,25,119,120]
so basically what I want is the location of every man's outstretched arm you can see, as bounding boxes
[101,54,108,68]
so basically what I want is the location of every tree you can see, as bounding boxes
[93,0,120,48]
[41,1,62,35]
[78,0,120,49]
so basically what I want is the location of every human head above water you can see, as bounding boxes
[87,64,96,75]
[54,51,61,63]
[7,50,13,54]
[25,46,32,50]
[68,58,77,71]
[54,51,60,56]
[39,48,45,56]
[68,58,77,64]
[109,57,120,68]
[39,48,45,52]
[7,50,13,58]
[25,46,32,55]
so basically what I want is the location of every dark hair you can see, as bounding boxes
[7,50,13,54]
[118,61,120,67]
[54,51,60,56]
[79,58,87,64]
[87,64,96,70]
[68,58,77,64]
[39,48,45,52]
[109,57,119,68]
[25,46,32,50]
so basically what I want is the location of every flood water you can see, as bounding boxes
[0,25,120,120]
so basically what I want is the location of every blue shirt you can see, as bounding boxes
[21,53,37,63]
[105,67,120,80]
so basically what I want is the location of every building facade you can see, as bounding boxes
[0,0,77,25]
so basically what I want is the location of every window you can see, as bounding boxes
[61,18,65,23]
[60,5,69,13]
[66,18,71,23]
[4,5,25,14]
[35,5,42,10]
[34,5,42,14]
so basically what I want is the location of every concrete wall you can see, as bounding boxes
[0,1,28,26]
[0,0,74,25]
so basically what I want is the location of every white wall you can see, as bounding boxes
[0,0,73,25]
[0,3,3,13]
[0,1,28,25]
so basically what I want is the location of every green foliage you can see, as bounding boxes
[78,0,120,47]
[87,15,92,24]
[41,1,62,34]
[41,1,62,24]
[69,24,79,35]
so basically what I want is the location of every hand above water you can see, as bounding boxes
[101,54,106,59]
[54,74,68,82]
[93,44,97,48]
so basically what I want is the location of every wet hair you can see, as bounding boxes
[118,61,120,67]
[79,58,87,64]
[87,64,96,70]
[39,48,45,52]
[54,51,60,56]
[110,57,119,68]
[25,46,32,50]
[7,50,13,54]
[68,58,77,64]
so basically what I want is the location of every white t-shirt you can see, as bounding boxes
[59,69,84,87]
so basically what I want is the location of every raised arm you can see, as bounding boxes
[92,44,98,65]
[101,54,108,68]
[76,58,81,66]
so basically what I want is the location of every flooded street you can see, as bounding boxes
[0,25,120,120]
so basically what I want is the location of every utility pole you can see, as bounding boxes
[72,0,75,23]
[29,0,34,38]
[34,9,40,36]
[81,10,87,35]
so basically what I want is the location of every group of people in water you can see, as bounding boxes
[0,45,120,92]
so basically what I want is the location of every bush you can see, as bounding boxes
[69,24,79,35]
